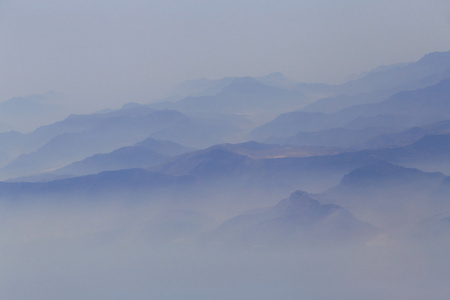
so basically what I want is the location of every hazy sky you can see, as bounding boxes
[1,0,450,110]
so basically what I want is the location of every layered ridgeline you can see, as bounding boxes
[0,50,450,249]
[1,159,448,246]
[250,78,450,145]
[302,50,450,113]
[0,104,244,180]
[2,50,450,181]
[0,144,381,202]
[151,76,308,120]
[0,92,70,133]
[0,152,448,244]
[36,138,193,179]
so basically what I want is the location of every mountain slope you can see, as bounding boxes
[48,138,192,178]
[152,77,307,123]
[0,92,70,133]
[369,133,450,173]
[321,162,446,230]
[211,190,377,246]
[303,50,450,113]
[0,107,240,179]
[152,145,379,193]
[337,79,450,123]
[250,78,450,142]
[0,169,194,201]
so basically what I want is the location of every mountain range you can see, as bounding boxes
[2,50,450,248]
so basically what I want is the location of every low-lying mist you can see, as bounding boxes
[1,193,449,300]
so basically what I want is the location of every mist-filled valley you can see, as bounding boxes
[2,46,450,299]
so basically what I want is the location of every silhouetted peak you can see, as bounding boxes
[273,190,320,213]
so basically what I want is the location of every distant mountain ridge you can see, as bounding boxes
[0,92,70,133]
[303,50,450,113]
[320,162,446,230]
[152,76,308,123]
[0,105,243,180]
[250,78,450,144]
[170,72,320,99]
[210,190,377,246]
[46,138,192,178]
